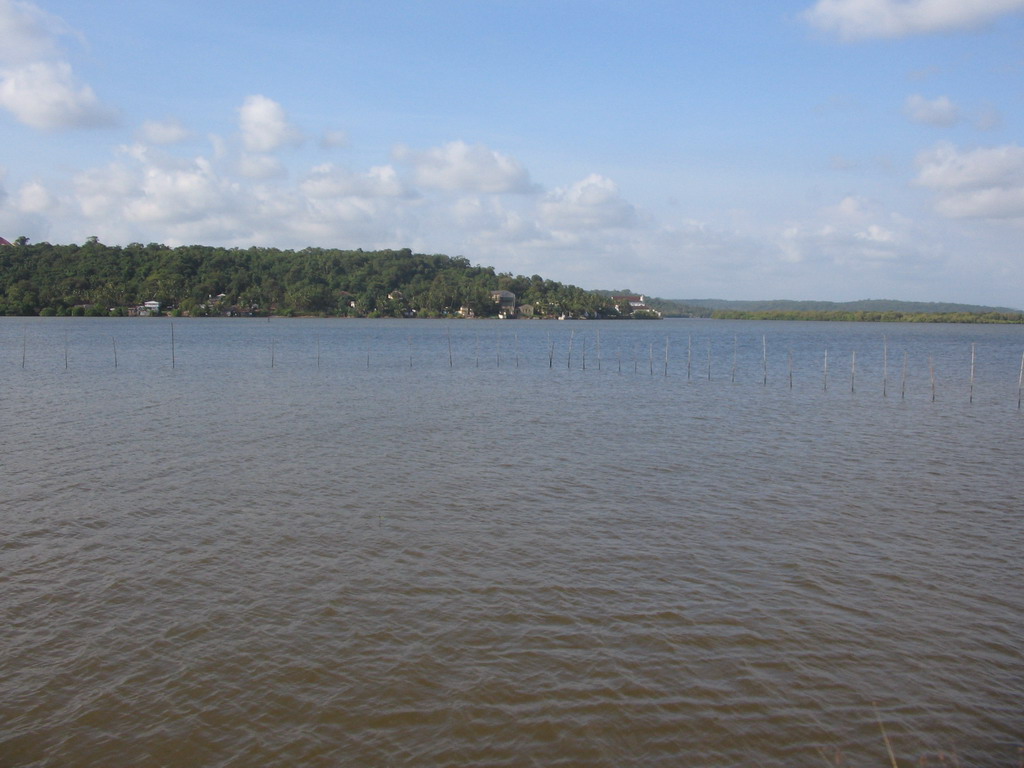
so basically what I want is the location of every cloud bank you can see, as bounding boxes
[804,0,1024,39]
[0,0,115,129]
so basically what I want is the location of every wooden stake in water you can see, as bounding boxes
[170,322,176,369]
[21,329,26,369]
[475,331,480,368]
[567,329,575,369]
[901,351,908,400]
[617,345,622,374]
[648,342,654,375]
[663,336,669,377]
[112,337,118,369]
[851,350,857,393]
[317,335,322,369]
[514,332,520,368]
[1017,350,1023,410]
[272,337,276,368]
[597,330,602,371]
[495,333,500,368]
[581,336,587,370]
[882,335,888,397]
[64,330,69,370]
[447,327,453,368]
[969,342,976,404]
[687,334,692,381]
[929,355,936,402]
[823,348,829,391]
[787,349,793,389]
[548,335,555,368]
[706,340,711,381]
[731,335,737,383]
[762,335,767,386]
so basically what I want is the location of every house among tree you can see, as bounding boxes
[611,294,661,317]
[490,290,516,318]
[0,237,12,246]
[133,300,162,316]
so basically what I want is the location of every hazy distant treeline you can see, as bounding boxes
[710,309,1024,324]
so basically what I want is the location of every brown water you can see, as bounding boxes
[2,318,1022,766]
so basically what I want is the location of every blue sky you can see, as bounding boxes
[2,0,1023,307]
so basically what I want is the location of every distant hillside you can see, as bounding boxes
[670,298,1022,314]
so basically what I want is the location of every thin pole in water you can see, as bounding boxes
[447,326,453,368]
[597,330,602,371]
[664,336,669,377]
[475,331,480,368]
[687,334,692,381]
[514,332,520,368]
[929,356,936,402]
[969,342,976,404]
[882,335,888,397]
[171,323,176,369]
[567,329,575,369]
[1017,350,1023,410]
[787,349,793,389]
[706,340,711,381]
[317,335,322,369]
[582,336,587,370]
[112,337,118,369]
[495,333,500,369]
[272,337,276,369]
[649,342,654,376]
[548,335,555,368]
[762,335,768,386]
[823,348,829,391]
[731,335,737,383]
[64,330,69,370]
[901,351,908,400]
[851,350,857,393]
[21,329,26,369]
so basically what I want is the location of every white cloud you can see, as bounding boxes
[301,163,406,199]
[539,174,637,231]
[0,1,115,130]
[140,118,190,145]
[320,129,348,149]
[904,94,959,125]
[16,179,52,213]
[0,59,115,130]
[238,95,302,153]
[0,0,71,66]
[393,140,533,194]
[803,0,1024,40]
[916,142,1024,219]
[238,153,286,180]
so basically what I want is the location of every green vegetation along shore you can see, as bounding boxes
[0,241,642,319]
[2,240,1019,323]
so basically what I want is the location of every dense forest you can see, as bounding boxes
[0,241,633,319]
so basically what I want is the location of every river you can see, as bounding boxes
[2,317,1022,766]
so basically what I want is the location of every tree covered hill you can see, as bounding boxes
[0,241,616,318]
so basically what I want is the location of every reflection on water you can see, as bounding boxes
[2,318,1023,766]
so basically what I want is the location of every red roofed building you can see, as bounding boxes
[0,237,12,246]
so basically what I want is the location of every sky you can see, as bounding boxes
[1,0,1023,307]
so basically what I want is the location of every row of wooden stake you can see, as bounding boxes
[12,326,1024,409]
